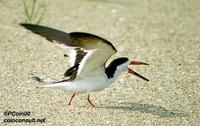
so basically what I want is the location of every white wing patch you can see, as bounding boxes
[69,49,77,67]
[77,50,96,76]
[76,40,116,79]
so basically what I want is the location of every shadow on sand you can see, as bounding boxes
[98,102,189,118]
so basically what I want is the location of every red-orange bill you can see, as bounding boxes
[128,68,149,81]
[130,60,149,65]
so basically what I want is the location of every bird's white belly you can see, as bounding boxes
[66,74,110,94]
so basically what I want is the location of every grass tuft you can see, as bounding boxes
[0,0,6,9]
[22,0,49,24]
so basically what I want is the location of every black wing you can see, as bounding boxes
[20,23,117,80]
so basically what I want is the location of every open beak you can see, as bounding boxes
[130,60,149,65]
[128,60,149,81]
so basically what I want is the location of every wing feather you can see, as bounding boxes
[20,23,76,46]
[69,33,117,78]
[20,23,117,79]
[64,48,87,80]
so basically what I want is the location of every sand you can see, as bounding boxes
[0,0,199,125]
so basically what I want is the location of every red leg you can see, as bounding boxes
[87,94,95,107]
[68,93,76,105]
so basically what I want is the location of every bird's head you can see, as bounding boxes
[106,57,149,81]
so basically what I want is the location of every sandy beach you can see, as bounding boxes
[0,0,199,125]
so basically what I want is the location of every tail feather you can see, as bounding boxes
[31,75,69,89]
[38,81,69,88]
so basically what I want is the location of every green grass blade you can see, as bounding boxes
[36,0,49,24]
[30,0,36,23]
[33,4,40,23]
[21,0,49,24]
[22,0,31,22]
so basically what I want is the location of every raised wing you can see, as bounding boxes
[69,33,117,78]
[20,23,76,47]
[20,23,117,79]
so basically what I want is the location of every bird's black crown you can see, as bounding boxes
[105,57,129,79]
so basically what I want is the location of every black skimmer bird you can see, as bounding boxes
[20,23,149,107]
